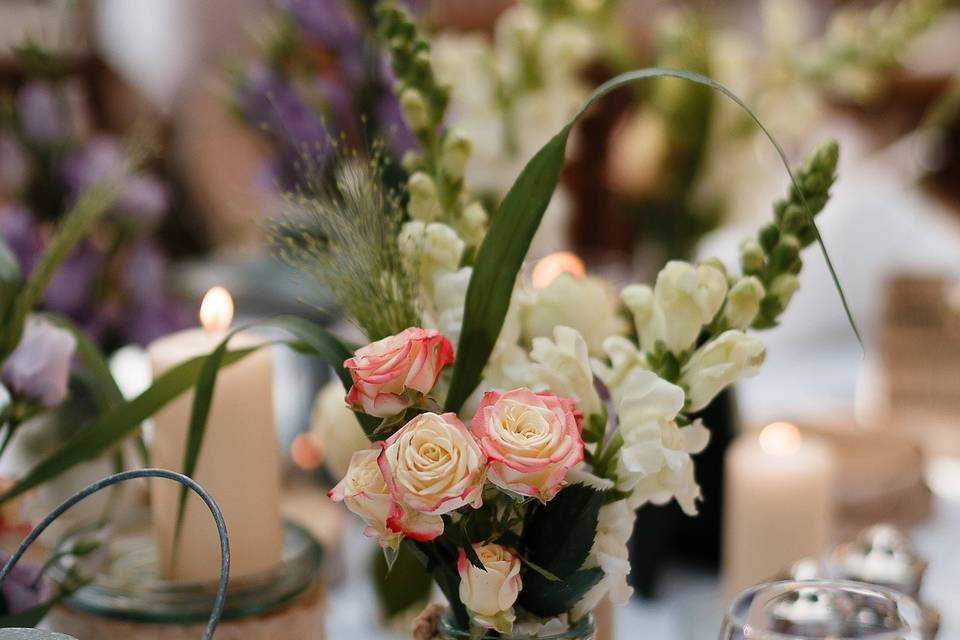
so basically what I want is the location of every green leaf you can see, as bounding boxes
[444,130,570,412]
[444,67,859,411]
[0,233,20,327]
[264,315,379,438]
[1,181,122,361]
[45,314,123,411]
[522,484,604,578]
[0,346,259,504]
[518,567,604,618]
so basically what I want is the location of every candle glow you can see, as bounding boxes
[758,421,803,456]
[532,251,585,289]
[199,286,234,332]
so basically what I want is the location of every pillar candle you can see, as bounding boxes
[722,421,834,600]
[148,287,282,582]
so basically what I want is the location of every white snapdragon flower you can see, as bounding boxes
[610,369,710,515]
[592,336,648,396]
[522,274,628,357]
[399,221,464,283]
[572,500,635,619]
[431,267,472,348]
[529,326,603,418]
[622,261,728,355]
[724,276,765,330]
[680,330,765,412]
[624,419,710,516]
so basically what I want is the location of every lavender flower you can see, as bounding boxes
[16,81,68,145]
[0,551,48,614]
[279,0,362,54]
[1,316,77,407]
[0,204,41,273]
[42,241,98,317]
[0,134,31,196]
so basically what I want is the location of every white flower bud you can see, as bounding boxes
[399,221,464,280]
[621,284,654,326]
[460,201,487,246]
[407,172,442,221]
[441,129,472,181]
[740,239,765,274]
[399,88,430,132]
[401,150,422,173]
[770,273,800,308]
[724,276,765,329]
[701,257,728,280]
[681,330,765,412]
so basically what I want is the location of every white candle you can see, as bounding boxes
[148,286,283,582]
[722,422,834,600]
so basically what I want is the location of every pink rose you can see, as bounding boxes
[470,388,584,502]
[378,412,486,541]
[344,327,454,417]
[328,449,442,548]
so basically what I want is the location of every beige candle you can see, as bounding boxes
[722,422,834,600]
[148,286,282,582]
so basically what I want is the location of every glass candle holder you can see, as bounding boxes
[720,580,925,640]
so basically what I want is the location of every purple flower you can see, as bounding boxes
[1,316,76,407]
[0,133,31,196]
[0,205,41,274]
[116,174,170,224]
[375,91,417,158]
[42,241,98,317]
[16,81,68,145]
[0,551,48,615]
[279,0,362,53]
[62,136,123,193]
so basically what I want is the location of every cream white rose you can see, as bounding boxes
[378,412,486,540]
[623,261,728,354]
[681,330,765,412]
[328,449,439,549]
[522,273,627,357]
[529,326,603,418]
[458,543,522,634]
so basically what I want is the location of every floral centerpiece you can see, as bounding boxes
[285,4,848,637]
[0,51,188,351]
[0,3,855,637]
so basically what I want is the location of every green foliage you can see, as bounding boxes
[522,484,604,578]
[0,236,20,329]
[516,484,604,617]
[272,158,420,342]
[519,567,605,618]
[446,67,856,412]
[444,130,570,412]
[746,141,844,331]
[371,543,434,619]
[0,346,258,504]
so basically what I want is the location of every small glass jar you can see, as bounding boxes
[436,610,595,640]
[720,579,925,640]
[43,511,324,639]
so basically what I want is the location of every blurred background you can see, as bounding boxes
[1,0,959,638]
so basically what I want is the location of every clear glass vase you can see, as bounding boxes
[436,610,595,640]
[720,580,925,639]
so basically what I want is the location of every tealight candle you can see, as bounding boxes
[531,251,585,288]
[722,422,834,600]
[147,287,282,582]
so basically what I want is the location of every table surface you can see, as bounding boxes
[325,491,960,639]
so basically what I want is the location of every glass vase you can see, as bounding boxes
[720,580,925,639]
[436,610,595,640]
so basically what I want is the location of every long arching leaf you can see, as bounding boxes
[444,67,859,412]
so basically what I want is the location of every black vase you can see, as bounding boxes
[628,387,738,598]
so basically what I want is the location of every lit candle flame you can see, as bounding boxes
[758,421,803,456]
[532,251,586,289]
[199,286,234,332]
